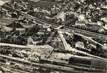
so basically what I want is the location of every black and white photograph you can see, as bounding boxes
[0,0,107,73]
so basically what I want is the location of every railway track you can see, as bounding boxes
[0,50,105,73]
[64,27,107,42]
[1,0,106,37]
[0,0,107,73]
[0,42,106,72]
[0,53,81,73]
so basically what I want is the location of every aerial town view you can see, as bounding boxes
[0,0,107,73]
